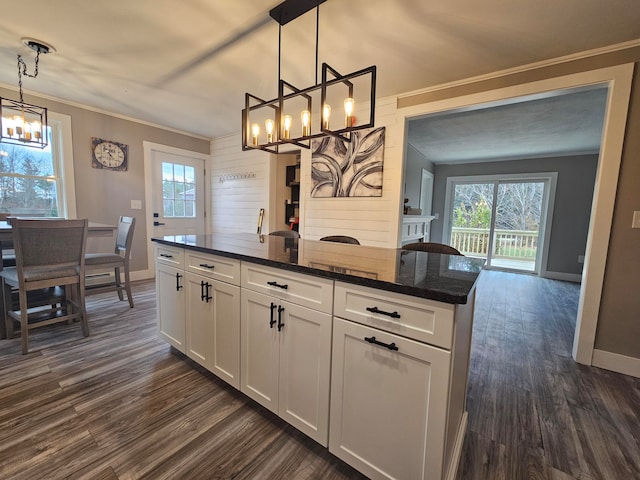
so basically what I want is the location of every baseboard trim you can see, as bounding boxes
[131,268,154,282]
[543,271,582,283]
[592,349,640,378]
[445,411,468,480]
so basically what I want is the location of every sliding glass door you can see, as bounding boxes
[445,174,554,274]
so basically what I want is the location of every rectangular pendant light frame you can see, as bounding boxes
[0,97,49,148]
[242,63,376,153]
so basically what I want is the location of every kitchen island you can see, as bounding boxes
[152,233,484,480]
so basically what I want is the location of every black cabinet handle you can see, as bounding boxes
[175,273,183,291]
[199,263,215,270]
[160,253,173,258]
[267,281,288,290]
[366,306,401,319]
[154,221,166,226]
[364,336,399,351]
[269,303,277,328]
[277,305,285,331]
[200,281,212,302]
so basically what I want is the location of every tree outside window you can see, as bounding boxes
[0,140,59,216]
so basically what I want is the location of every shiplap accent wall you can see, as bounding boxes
[209,134,271,234]
[300,96,402,248]
[210,96,404,247]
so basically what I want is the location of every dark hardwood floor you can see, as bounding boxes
[0,272,638,479]
[458,270,640,480]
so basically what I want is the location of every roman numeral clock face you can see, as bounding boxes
[91,138,128,171]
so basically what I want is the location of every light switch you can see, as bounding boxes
[633,211,640,229]
[131,200,142,210]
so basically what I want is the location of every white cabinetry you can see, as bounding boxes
[240,263,333,445]
[330,281,475,480]
[156,245,186,351]
[155,245,241,388]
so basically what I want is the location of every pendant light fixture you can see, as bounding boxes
[0,38,53,149]
[242,0,376,153]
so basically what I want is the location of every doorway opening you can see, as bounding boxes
[398,64,634,364]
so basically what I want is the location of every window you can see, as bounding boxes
[162,161,196,218]
[0,112,76,218]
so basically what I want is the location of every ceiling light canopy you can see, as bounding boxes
[0,39,53,149]
[242,0,376,153]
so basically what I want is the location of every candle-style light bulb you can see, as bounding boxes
[265,118,274,143]
[322,104,331,130]
[251,123,260,146]
[282,114,292,139]
[344,98,355,128]
[301,110,310,137]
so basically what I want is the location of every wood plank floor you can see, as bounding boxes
[458,270,640,480]
[0,272,638,479]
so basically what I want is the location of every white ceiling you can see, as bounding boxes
[407,87,609,163]
[1,0,639,140]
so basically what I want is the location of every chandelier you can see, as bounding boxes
[242,0,376,153]
[0,39,53,149]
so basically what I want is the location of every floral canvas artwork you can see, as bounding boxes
[311,126,385,197]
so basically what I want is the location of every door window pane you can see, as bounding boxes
[161,161,196,218]
[450,183,494,260]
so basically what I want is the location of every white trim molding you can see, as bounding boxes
[592,349,640,379]
[544,271,582,283]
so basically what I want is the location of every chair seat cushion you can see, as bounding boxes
[0,265,79,283]
[85,253,124,267]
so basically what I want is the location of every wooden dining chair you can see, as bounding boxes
[320,235,360,245]
[85,216,136,308]
[402,242,463,255]
[0,218,89,354]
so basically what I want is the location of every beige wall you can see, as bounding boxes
[400,46,640,360]
[0,86,210,273]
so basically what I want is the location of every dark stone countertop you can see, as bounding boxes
[151,233,485,305]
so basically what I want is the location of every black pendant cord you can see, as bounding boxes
[16,51,41,103]
[278,24,282,84]
[315,3,319,86]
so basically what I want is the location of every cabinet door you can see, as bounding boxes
[209,279,241,388]
[241,289,280,412]
[185,272,213,368]
[278,301,331,445]
[156,262,186,352]
[329,318,451,480]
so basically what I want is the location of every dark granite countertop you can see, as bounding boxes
[151,233,485,305]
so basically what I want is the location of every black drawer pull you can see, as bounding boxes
[175,273,183,291]
[267,281,288,290]
[366,306,401,319]
[365,336,399,351]
[277,305,285,331]
[199,263,215,270]
[269,303,277,328]
[160,253,173,258]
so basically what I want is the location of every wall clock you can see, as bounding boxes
[91,137,128,171]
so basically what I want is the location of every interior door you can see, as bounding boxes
[152,149,205,237]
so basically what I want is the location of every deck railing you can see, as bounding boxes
[450,227,538,260]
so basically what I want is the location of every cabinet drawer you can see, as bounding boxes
[241,263,333,314]
[334,282,455,349]
[155,244,184,268]
[186,251,240,285]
